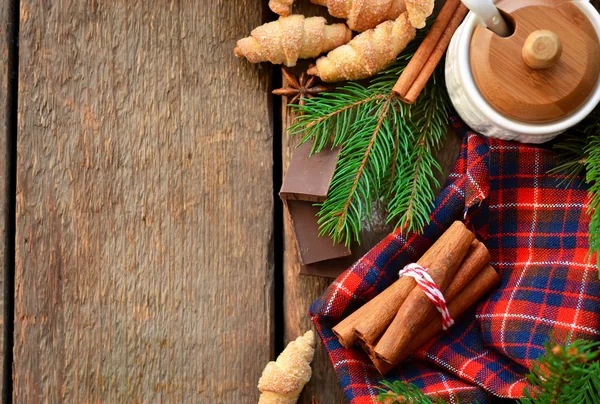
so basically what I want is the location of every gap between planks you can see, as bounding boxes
[3,0,19,401]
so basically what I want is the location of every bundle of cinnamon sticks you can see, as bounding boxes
[332,221,500,375]
[393,0,469,104]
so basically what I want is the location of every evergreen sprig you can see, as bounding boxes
[386,71,449,234]
[587,129,600,263]
[550,106,600,268]
[376,339,600,404]
[521,339,600,404]
[376,380,449,404]
[288,31,450,246]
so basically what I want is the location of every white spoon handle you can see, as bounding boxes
[461,0,512,37]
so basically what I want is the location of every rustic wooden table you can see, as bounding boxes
[0,1,461,402]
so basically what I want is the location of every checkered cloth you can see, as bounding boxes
[309,118,600,403]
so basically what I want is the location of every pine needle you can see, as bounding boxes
[288,29,449,246]
[376,381,449,404]
[387,68,449,234]
[586,130,600,264]
[551,106,600,270]
[520,339,600,404]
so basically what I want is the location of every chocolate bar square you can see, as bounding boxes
[280,141,341,202]
[285,200,351,265]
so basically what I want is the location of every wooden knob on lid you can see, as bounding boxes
[470,0,600,123]
[522,30,562,69]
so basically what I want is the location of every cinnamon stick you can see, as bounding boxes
[392,0,462,98]
[400,4,469,104]
[333,221,472,347]
[351,235,443,346]
[353,238,482,346]
[333,247,436,347]
[358,338,375,356]
[375,240,490,371]
[439,239,490,302]
[359,338,392,375]
[374,221,475,364]
[376,264,500,375]
[397,264,500,363]
[332,295,385,348]
[353,222,475,344]
[345,278,416,347]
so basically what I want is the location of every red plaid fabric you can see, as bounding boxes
[309,119,600,403]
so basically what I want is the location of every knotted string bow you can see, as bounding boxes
[399,263,454,330]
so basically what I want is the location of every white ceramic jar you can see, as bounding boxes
[446,0,600,144]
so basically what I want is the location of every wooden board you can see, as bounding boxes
[279,4,463,403]
[15,1,273,402]
[0,0,8,399]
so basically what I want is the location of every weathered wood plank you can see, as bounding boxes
[279,4,462,403]
[0,0,9,399]
[15,1,273,402]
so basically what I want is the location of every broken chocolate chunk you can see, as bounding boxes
[280,141,341,202]
[299,256,355,278]
[285,200,351,265]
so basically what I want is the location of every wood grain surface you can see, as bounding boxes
[0,0,8,399]
[279,4,462,404]
[15,1,273,402]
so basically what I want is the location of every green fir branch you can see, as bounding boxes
[288,29,448,246]
[520,339,600,404]
[312,94,401,247]
[548,135,587,188]
[387,69,450,233]
[551,107,600,268]
[585,128,600,264]
[377,381,449,404]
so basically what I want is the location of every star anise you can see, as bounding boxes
[273,67,332,107]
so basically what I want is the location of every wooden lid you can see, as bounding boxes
[470,0,600,123]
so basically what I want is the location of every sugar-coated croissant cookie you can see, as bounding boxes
[269,0,295,16]
[311,0,406,32]
[307,12,416,82]
[234,15,352,67]
[258,331,316,404]
[406,0,435,28]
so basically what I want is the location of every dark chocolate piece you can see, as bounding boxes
[299,256,355,278]
[286,200,351,265]
[280,141,341,202]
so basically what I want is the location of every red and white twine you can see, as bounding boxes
[399,263,455,330]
